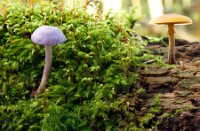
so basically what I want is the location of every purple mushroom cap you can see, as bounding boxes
[31,25,66,46]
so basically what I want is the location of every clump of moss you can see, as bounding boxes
[0,1,161,130]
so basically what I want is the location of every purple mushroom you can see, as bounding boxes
[31,25,66,95]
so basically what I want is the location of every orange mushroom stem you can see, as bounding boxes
[149,13,192,64]
[168,24,175,64]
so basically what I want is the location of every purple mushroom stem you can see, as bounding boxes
[31,25,66,96]
[36,45,52,94]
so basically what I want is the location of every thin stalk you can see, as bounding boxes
[60,0,65,25]
[30,0,34,9]
[83,0,90,10]
[167,24,176,64]
[2,2,7,20]
[36,46,52,94]
[61,0,65,9]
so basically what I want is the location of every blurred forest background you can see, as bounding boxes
[1,0,200,41]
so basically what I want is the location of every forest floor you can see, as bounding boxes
[139,38,200,130]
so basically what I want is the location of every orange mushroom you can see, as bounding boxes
[149,13,192,64]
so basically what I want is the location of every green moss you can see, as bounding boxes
[0,1,162,130]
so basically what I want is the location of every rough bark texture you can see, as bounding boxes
[139,37,200,130]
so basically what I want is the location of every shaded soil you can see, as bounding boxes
[139,38,200,130]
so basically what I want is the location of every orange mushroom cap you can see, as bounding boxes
[149,13,193,25]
